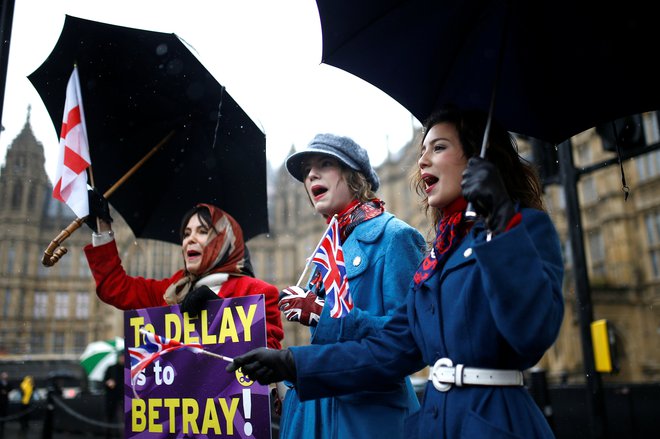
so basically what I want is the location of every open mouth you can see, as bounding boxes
[187,250,201,258]
[422,175,439,191]
[311,185,328,197]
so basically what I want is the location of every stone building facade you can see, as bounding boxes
[0,110,658,386]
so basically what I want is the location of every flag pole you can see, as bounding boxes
[86,166,101,233]
[197,350,233,363]
[295,214,338,287]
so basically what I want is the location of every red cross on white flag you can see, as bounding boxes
[52,66,91,218]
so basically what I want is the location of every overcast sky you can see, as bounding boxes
[1,0,420,183]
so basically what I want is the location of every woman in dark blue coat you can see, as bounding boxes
[228,106,564,438]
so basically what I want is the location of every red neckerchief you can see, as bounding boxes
[335,198,385,241]
[413,197,470,288]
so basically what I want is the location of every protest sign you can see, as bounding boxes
[122,295,271,438]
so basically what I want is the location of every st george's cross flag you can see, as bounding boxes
[311,217,353,318]
[52,66,91,218]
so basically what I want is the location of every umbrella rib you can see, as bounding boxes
[211,87,225,150]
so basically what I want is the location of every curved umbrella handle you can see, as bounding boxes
[41,218,85,266]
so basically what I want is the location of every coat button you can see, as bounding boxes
[431,406,438,418]
[463,248,472,258]
[353,256,361,266]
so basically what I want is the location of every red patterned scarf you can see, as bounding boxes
[335,198,385,241]
[413,197,470,288]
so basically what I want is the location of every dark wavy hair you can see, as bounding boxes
[412,106,544,226]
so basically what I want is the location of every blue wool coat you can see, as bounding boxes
[291,208,564,439]
[280,212,425,439]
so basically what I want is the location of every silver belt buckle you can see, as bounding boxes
[430,357,453,392]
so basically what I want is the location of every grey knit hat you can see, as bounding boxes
[285,133,380,191]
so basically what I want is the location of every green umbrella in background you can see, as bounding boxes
[80,337,124,382]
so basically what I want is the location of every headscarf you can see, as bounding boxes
[164,204,253,304]
[413,197,471,288]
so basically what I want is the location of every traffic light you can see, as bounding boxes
[596,114,645,152]
[591,319,619,373]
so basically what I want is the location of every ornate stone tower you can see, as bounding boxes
[0,109,113,369]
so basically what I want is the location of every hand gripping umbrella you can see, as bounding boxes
[30,15,268,265]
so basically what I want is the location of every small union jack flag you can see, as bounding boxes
[311,218,353,318]
[128,329,204,384]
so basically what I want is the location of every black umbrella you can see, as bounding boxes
[316,3,660,437]
[315,0,660,145]
[29,15,268,244]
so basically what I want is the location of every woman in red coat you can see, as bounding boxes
[84,201,283,349]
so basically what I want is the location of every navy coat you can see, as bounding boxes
[281,212,425,439]
[291,208,564,438]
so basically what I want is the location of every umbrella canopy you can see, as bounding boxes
[315,0,660,145]
[80,337,124,382]
[29,15,268,243]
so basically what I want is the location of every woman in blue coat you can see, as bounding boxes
[229,107,564,439]
[276,133,425,439]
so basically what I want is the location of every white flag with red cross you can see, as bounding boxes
[52,66,91,218]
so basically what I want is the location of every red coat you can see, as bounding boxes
[84,241,283,349]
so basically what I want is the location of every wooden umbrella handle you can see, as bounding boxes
[41,218,85,266]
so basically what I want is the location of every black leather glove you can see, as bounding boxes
[180,285,218,317]
[84,187,113,232]
[226,348,296,385]
[278,286,324,327]
[461,157,516,235]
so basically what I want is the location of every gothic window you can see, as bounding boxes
[128,246,145,277]
[635,150,660,181]
[581,176,598,205]
[643,111,660,144]
[30,332,45,354]
[74,331,87,353]
[577,142,593,167]
[153,245,164,279]
[79,252,90,277]
[17,290,25,319]
[6,243,15,274]
[38,254,49,277]
[266,250,275,282]
[644,211,660,279]
[22,243,32,276]
[2,288,10,319]
[53,331,66,353]
[75,293,90,319]
[54,292,69,319]
[12,182,22,209]
[33,291,48,318]
[29,185,38,207]
[562,238,574,269]
[587,230,606,278]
